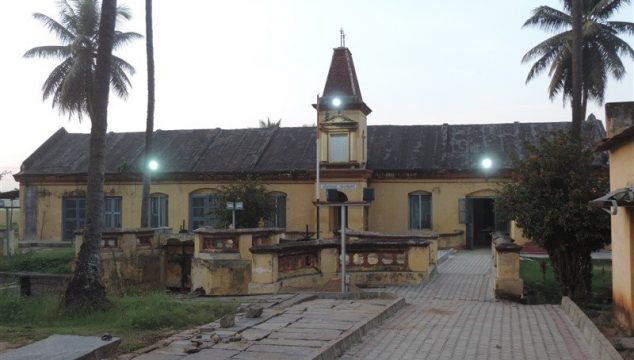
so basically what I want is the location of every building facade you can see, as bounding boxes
[592,102,634,333]
[14,46,606,248]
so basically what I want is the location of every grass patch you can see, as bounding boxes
[0,292,236,353]
[0,248,75,274]
[520,257,612,304]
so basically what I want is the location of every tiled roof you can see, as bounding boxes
[319,47,371,115]
[15,119,606,179]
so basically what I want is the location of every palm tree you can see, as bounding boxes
[140,0,155,228]
[258,117,282,128]
[61,0,120,311]
[522,0,634,122]
[24,0,141,120]
[571,0,583,137]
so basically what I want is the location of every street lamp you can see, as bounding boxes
[148,159,159,171]
[481,158,492,170]
[481,157,493,181]
[147,159,159,227]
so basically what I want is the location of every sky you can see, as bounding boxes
[1,0,633,191]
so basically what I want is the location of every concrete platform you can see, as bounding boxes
[0,334,120,360]
[123,294,404,360]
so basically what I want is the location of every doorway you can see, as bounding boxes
[330,191,349,231]
[462,197,509,249]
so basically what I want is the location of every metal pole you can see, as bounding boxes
[4,208,9,257]
[147,172,152,228]
[232,206,236,229]
[341,205,347,293]
[315,95,321,239]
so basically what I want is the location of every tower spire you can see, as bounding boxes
[340,28,346,48]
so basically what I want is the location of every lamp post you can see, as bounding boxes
[147,159,159,228]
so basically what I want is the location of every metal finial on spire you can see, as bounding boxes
[340,28,346,47]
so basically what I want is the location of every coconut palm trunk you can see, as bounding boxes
[571,0,583,137]
[140,0,155,228]
[63,0,118,311]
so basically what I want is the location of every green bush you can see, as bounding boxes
[0,248,75,273]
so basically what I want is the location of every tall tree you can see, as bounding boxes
[496,131,610,298]
[522,0,634,123]
[570,0,583,137]
[63,0,119,310]
[25,0,139,310]
[140,0,155,228]
[24,0,141,120]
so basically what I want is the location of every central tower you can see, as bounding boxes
[316,46,371,169]
[314,43,372,236]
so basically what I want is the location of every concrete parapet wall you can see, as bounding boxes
[491,232,523,300]
[190,257,251,295]
[75,228,168,291]
[0,272,71,296]
[561,296,623,360]
[248,238,433,294]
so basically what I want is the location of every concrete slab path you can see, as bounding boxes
[340,250,596,360]
[123,295,402,360]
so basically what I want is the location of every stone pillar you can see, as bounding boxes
[407,246,429,273]
[238,234,253,261]
[320,248,339,279]
[428,239,438,265]
[248,253,280,294]
[494,248,524,300]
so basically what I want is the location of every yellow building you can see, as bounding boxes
[14,46,606,248]
[592,102,634,333]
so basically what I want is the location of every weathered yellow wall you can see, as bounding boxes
[609,141,634,332]
[22,177,512,249]
[19,181,316,241]
[368,179,501,235]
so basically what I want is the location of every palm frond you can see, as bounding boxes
[32,13,75,43]
[58,0,78,33]
[525,47,562,83]
[608,21,634,36]
[41,57,73,100]
[547,52,571,101]
[591,0,630,20]
[110,65,132,99]
[523,6,571,32]
[112,31,143,50]
[111,55,136,76]
[116,5,132,21]
[521,32,569,63]
[75,0,99,38]
[24,45,71,59]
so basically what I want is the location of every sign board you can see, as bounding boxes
[320,183,357,190]
[226,202,244,210]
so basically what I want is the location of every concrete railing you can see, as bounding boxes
[437,230,465,249]
[190,227,285,295]
[74,227,170,290]
[248,237,432,294]
[491,232,523,300]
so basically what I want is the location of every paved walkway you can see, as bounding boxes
[341,250,595,360]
